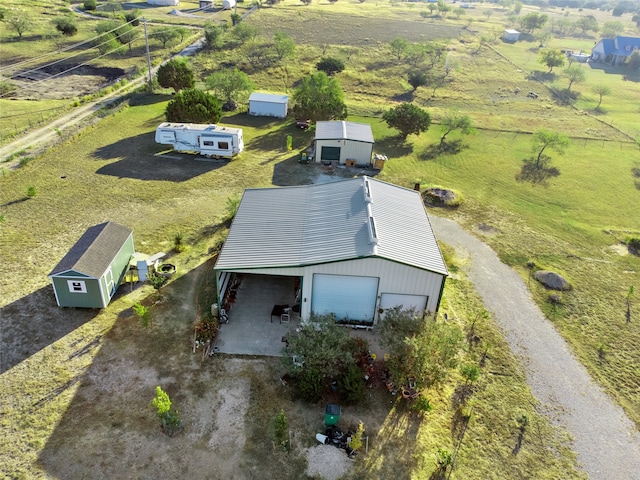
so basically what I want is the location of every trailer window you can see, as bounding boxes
[202,140,214,147]
[218,141,230,150]
[67,280,87,293]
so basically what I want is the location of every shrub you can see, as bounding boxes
[83,0,97,11]
[53,17,77,36]
[0,79,17,97]
[26,186,37,198]
[133,303,151,327]
[626,236,640,250]
[273,409,289,451]
[339,363,365,404]
[151,386,182,436]
[173,231,186,252]
[294,367,325,402]
[412,396,433,414]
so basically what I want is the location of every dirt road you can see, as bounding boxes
[430,215,640,479]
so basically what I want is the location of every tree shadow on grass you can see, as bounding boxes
[515,159,560,186]
[392,91,414,103]
[375,136,414,157]
[128,93,174,107]
[419,140,467,160]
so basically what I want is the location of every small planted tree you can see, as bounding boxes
[538,49,565,73]
[592,84,611,110]
[439,111,475,146]
[349,422,365,451]
[205,68,255,111]
[151,386,182,436]
[563,64,586,92]
[273,409,289,451]
[133,302,151,327]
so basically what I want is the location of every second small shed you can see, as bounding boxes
[248,93,289,119]
[48,222,135,308]
[503,29,521,42]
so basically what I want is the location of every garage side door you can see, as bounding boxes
[320,146,341,161]
[379,293,428,319]
[311,274,379,323]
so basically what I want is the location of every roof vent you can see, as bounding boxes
[366,203,378,245]
[363,177,372,203]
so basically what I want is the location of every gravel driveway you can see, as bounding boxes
[430,215,640,479]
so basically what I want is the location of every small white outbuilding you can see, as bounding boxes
[503,29,521,42]
[222,0,236,9]
[248,92,289,119]
[147,0,180,6]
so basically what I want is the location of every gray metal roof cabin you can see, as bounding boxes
[214,177,448,325]
[313,121,374,167]
[48,222,135,308]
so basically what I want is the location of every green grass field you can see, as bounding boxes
[1,0,639,477]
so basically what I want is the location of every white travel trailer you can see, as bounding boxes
[155,122,244,158]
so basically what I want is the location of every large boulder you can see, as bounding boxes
[533,270,571,291]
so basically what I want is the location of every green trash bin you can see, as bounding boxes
[324,404,341,427]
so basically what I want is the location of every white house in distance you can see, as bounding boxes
[591,36,640,65]
[147,0,179,6]
[248,92,289,119]
[214,177,448,326]
[503,29,520,42]
[313,121,374,167]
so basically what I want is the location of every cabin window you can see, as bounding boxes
[218,141,230,150]
[203,140,215,147]
[67,280,87,293]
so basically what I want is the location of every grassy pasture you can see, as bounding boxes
[0,97,585,479]
[0,1,639,477]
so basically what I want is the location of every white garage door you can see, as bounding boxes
[379,293,428,319]
[311,274,379,323]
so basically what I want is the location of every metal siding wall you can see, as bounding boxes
[302,257,444,319]
[341,141,373,165]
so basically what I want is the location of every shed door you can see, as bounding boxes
[379,293,428,319]
[311,274,378,323]
[320,146,341,161]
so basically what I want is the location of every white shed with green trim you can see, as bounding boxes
[48,222,135,308]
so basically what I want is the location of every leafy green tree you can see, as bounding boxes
[538,49,565,73]
[519,12,548,33]
[154,27,180,48]
[563,64,586,91]
[379,308,462,390]
[232,22,257,45]
[439,111,475,145]
[428,3,437,14]
[425,41,447,69]
[531,129,569,169]
[383,102,431,139]
[165,88,222,124]
[114,23,139,52]
[5,15,32,39]
[316,57,345,76]
[406,43,428,67]
[408,71,428,91]
[84,0,97,11]
[437,0,450,17]
[601,20,624,38]
[124,9,141,26]
[205,68,255,108]
[453,7,466,19]
[292,71,348,122]
[576,15,598,36]
[273,31,295,61]
[157,58,195,93]
[103,1,123,18]
[627,51,640,71]
[513,0,522,14]
[204,24,225,49]
[286,314,356,380]
[95,21,124,55]
[174,26,190,43]
[53,17,77,36]
[592,84,611,109]
[389,37,409,62]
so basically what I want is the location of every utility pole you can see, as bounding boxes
[143,18,153,93]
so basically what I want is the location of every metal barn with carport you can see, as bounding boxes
[313,121,374,167]
[48,222,135,308]
[214,177,448,327]
[248,92,289,119]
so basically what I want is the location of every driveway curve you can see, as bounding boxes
[429,215,640,479]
